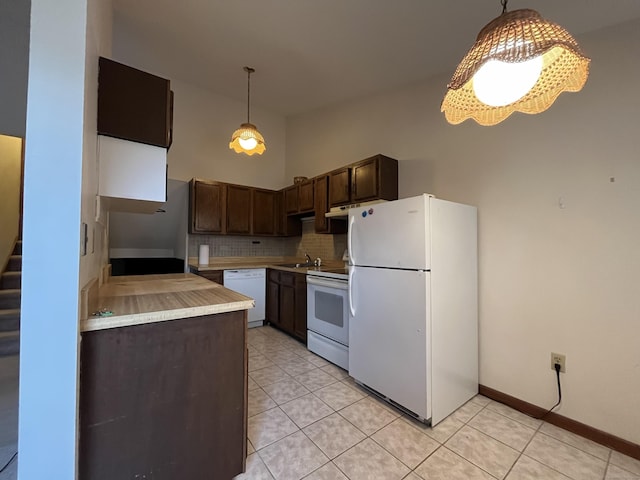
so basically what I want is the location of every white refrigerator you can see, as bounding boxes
[348,194,478,426]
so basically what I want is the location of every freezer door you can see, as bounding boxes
[348,266,431,420]
[348,194,430,270]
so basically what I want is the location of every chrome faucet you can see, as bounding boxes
[304,252,312,265]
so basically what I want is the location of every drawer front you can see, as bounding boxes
[268,269,280,283]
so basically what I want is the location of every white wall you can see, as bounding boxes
[0,0,30,138]
[109,179,188,259]
[286,20,640,445]
[19,0,111,478]
[165,80,288,189]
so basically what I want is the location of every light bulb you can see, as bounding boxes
[473,56,543,107]
[239,137,258,150]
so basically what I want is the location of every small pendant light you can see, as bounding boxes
[229,66,266,155]
[441,0,590,126]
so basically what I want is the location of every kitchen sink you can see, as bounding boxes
[276,263,311,268]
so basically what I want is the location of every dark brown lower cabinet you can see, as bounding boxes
[190,267,224,285]
[266,269,307,342]
[79,311,247,480]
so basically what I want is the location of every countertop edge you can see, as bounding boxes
[81,299,254,332]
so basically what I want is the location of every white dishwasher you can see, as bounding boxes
[223,269,265,328]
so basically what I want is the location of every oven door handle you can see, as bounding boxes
[307,276,348,290]
[348,267,355,317]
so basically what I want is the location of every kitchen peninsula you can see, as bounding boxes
[79,273,253,480]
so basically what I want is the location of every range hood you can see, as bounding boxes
[325,199,388,218]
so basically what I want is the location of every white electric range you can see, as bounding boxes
[306,267,350,370]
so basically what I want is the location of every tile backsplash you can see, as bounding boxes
[188,218,347,261]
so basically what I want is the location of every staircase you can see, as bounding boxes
[0,241,21,357]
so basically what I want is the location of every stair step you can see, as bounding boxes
[0,290,21,310]
[0,331,19,357]
[13,240,22,255]
[0,271,21,290]
[7,255,22,272]
[0,309,20,332]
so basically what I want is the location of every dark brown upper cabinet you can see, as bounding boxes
[283,180,314,215]
[314,175,347,234]
[189,180,226,234]
[298,180,315,213]
[226,185,252,235]
[98,57,173,148]
[284,185,299,215]
[328,155,398,207]
[328,167,351,207]
[252,188,277,236]
[351,154,398,203]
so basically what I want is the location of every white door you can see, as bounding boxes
[348,266,431,420]
[348,194,431,270]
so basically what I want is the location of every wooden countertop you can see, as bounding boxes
[81,273,254,332]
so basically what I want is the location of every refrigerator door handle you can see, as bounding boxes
[348,267,355,316]
[347,215,355,265]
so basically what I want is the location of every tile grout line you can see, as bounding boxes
[501,416,545,480]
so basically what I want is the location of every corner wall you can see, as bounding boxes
[285,20,640,444]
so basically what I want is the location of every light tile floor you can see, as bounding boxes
[236,326,640,480]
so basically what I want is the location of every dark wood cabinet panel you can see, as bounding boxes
[293,274,307,342]
[191,268,224,285]
[314,175,329,233]
[266,271,280,327]
[329,168,351,207]
[279,284,296,333]
[266,269,307,342]
[79,311,247,480]
[98,57,172,148]
[298,180,314,213]
[351,154,398,203]
[252,189,276,235]
[351,157,378,202]
[189,180,225,234]
[314,175,347,235]
[227,185,252,234]
[284,185,299,214]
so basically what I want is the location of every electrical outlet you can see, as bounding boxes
[551,352,566,373]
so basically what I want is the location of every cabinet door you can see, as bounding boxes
[190,180,225,234]
[351,157,379,202]
[278,272,297,334]
[226,185,252,234]
[252,189,276,235]
[298,180,315,213]
[314,175,329,233]
[97,57,172,148]
[284,185,299,214]
[266,270,280,327]
[279,284,296,334]
[193,270,224,285]
[329,168,351,207]
[293,273,307,342]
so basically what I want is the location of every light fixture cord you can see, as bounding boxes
[246,68,252,124]
[501,0,508,14]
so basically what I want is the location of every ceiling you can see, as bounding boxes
[112,0,640,117]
